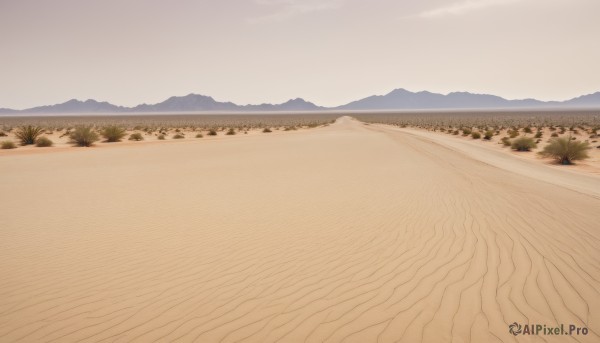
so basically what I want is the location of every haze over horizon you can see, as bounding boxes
[1,0,599,109]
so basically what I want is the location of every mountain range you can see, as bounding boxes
[2,89,600,114]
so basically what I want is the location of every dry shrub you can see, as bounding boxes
[69,126,99,147]
[1,141,16,149]
[511,137,537,151]
[15,125,44,145]
[539,137,590,165]
[128,132,144,141]
[35,136,53,147]
[102,125,127,142]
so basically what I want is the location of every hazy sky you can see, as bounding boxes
[1,0,599,109]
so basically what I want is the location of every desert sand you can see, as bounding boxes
[1,116,599,342]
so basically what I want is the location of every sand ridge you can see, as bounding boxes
[1,117,599,342]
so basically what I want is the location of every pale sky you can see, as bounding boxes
[1,0,599,109]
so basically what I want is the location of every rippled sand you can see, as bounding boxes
[1,117,599,342]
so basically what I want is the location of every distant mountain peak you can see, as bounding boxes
[1,89,599,114]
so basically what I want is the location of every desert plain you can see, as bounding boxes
[1,113,600,342]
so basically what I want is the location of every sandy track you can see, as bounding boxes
[1,117,599,342]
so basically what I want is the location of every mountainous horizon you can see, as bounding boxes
[2,89,600,114]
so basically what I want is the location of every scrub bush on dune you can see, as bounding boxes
[539,136,590,165]
[69,126,99,147]
[35,136,53,147]
[102,125,127,142]
[15,125,44,145]
[128,133,144,141]
[511,137,537,151]
[1,141,16,149]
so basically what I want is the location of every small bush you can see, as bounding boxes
[157,134,166,140]
[1,141,16,149]
[511,137,537,151]
[128,132,144,141]
[483,130,493,140]
[226,128,236,135]
[173,134,185,139]
[551,132,559,137]
[462,128,472,135]
[195,133,203,138]
[471,132,481,139]
[102,125,127,142]
[501,137,511,147]
[207,130,217,136]
[263,128,272,133]
[15,125,44,145]
[539,137,590,165]
[0,132,6,137]
[523,127,532,133]
[534,131,543,138]
[508,130,519,138]
[452,130,459,135]
[35,136,53,147]
[69,126,99,147]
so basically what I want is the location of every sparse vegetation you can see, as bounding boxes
[511,137,537,151]
[102,125,127,142]
[539,136,591,165]
[195,133,203,138]
[471,132,481,139]
[207,130,217,136]
[157,134,166,140]
[1,141,16,149]
[15,125,44,145]
[501,137,511,147]
[35,136,53,147]
[483,130,493,140]
[263,128,272,133]
[69,126,99,147]
[226,128,236,135]
[173,134,185,139]
[128,132,144,141]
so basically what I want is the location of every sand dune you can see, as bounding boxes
[1,117,599,342]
